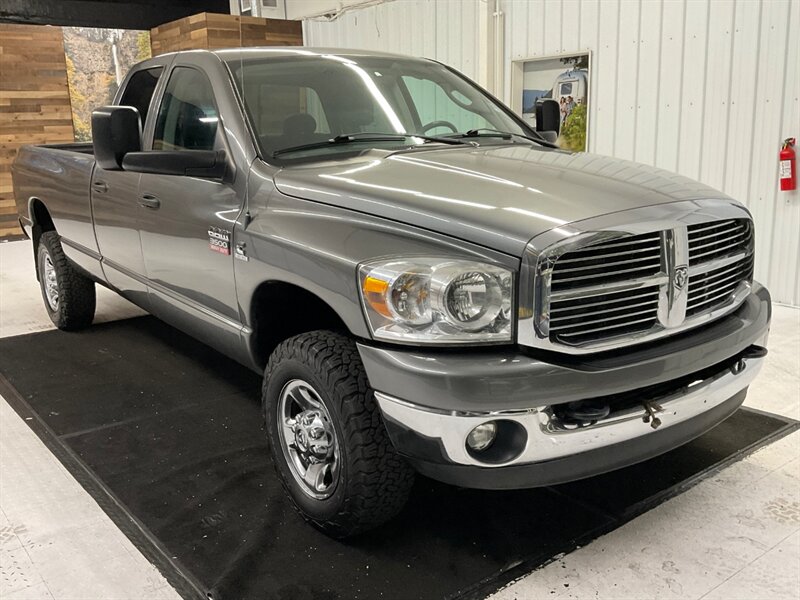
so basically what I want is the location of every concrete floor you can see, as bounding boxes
[0,238,798,599]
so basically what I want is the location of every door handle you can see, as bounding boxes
[92,180,108,194]
[139,194,161,209]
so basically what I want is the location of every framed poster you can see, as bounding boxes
[510,52,591,152]
[63,27,152,141]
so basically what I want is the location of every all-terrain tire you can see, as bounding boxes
[263,330,415,538]
[37,231,96,330]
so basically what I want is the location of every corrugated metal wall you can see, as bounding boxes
[303,0,483,81]
[303,0,800,306]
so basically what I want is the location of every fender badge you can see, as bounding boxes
[208,226,231,256]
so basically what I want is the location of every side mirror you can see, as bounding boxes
[122,149,227,179]
[535,99,560,138]
[537,130,559,144]
[92,106,142,170]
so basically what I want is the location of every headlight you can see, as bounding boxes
[358,258,514,344]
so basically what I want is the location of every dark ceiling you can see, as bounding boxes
[0,0,231,30]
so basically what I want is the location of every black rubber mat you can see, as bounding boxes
[0,317,796,600]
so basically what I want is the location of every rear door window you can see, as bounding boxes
[119,67,163,126]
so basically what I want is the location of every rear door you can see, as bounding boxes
[91,60,169,304]
[135,62,244,352]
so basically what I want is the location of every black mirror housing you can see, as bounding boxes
[121,150,227,179]
[537,130,559,144]
[535,99,561,137]
[92,106,142,170]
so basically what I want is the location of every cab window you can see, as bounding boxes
[401,75,494,134]
[247,84,331,136]
[153,67,219,151]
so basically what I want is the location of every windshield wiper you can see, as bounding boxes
[449,128,558,148]
[272,132,469,157]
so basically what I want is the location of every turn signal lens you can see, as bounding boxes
[363,275,392,318]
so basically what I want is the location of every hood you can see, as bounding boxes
[273,144,733,256]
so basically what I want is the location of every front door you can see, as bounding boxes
[91,66,165,305]
[136,66,244,352]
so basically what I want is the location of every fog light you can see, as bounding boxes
[466,422,497,451]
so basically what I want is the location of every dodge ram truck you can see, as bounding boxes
[12,48,770,537]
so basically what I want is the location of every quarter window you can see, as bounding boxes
[153,68,219,151]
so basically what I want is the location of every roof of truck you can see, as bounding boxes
[210,47,428,61]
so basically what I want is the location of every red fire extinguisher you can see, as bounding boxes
[780,138,796,191]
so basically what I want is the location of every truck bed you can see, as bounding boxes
[11,143,98,257]
[37,142,95,155]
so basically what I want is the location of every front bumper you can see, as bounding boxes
[358,284,771,489]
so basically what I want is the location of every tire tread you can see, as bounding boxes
[263,330,414,537]
[38,231,95,330]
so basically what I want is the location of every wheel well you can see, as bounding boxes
[30,199,55,280]
[250,282,350,369]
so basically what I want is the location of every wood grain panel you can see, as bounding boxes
[150,12,302,56]
[0,24,74,239]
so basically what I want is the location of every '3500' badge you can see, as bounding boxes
[208,226,231,255]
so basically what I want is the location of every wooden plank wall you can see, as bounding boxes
[150,12,302,56]
[0,24,74,239]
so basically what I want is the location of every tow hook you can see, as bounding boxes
[642,400,664,429]
[730,345,768,375]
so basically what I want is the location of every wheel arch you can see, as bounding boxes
[29,197,56,280]
[248,280,354,370]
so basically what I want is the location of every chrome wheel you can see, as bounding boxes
[43,251,59,311]
[277,379,340,499]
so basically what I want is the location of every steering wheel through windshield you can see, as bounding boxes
[421,120,459,135]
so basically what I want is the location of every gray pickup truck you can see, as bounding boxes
[12,48,770,537]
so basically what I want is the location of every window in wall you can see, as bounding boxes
[119,67,163,126]
[153,67,219,151]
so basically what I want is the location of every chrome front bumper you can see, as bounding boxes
[376,352,764,470]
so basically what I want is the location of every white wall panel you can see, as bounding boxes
[500,0,800,305]
[654,0,685,173]
[634,0,661,165]
[592,0,619,157]
[303,0,483,83]
[303,0,800,305]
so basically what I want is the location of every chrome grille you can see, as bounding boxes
[687,219,754,316]
[688,219,752,266]
[527,211,755,353]
[549,286,661,345]
[550,231,662,292]
[548,232,662,344]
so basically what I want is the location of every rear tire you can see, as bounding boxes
[263,330,415,538]
[37,231,96,330]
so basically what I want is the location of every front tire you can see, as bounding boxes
[37,231,96,330]
[263,330,415,538]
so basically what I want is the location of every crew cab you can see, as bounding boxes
[12,48,770,537]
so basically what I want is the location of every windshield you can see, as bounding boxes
[227,53,531,160]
